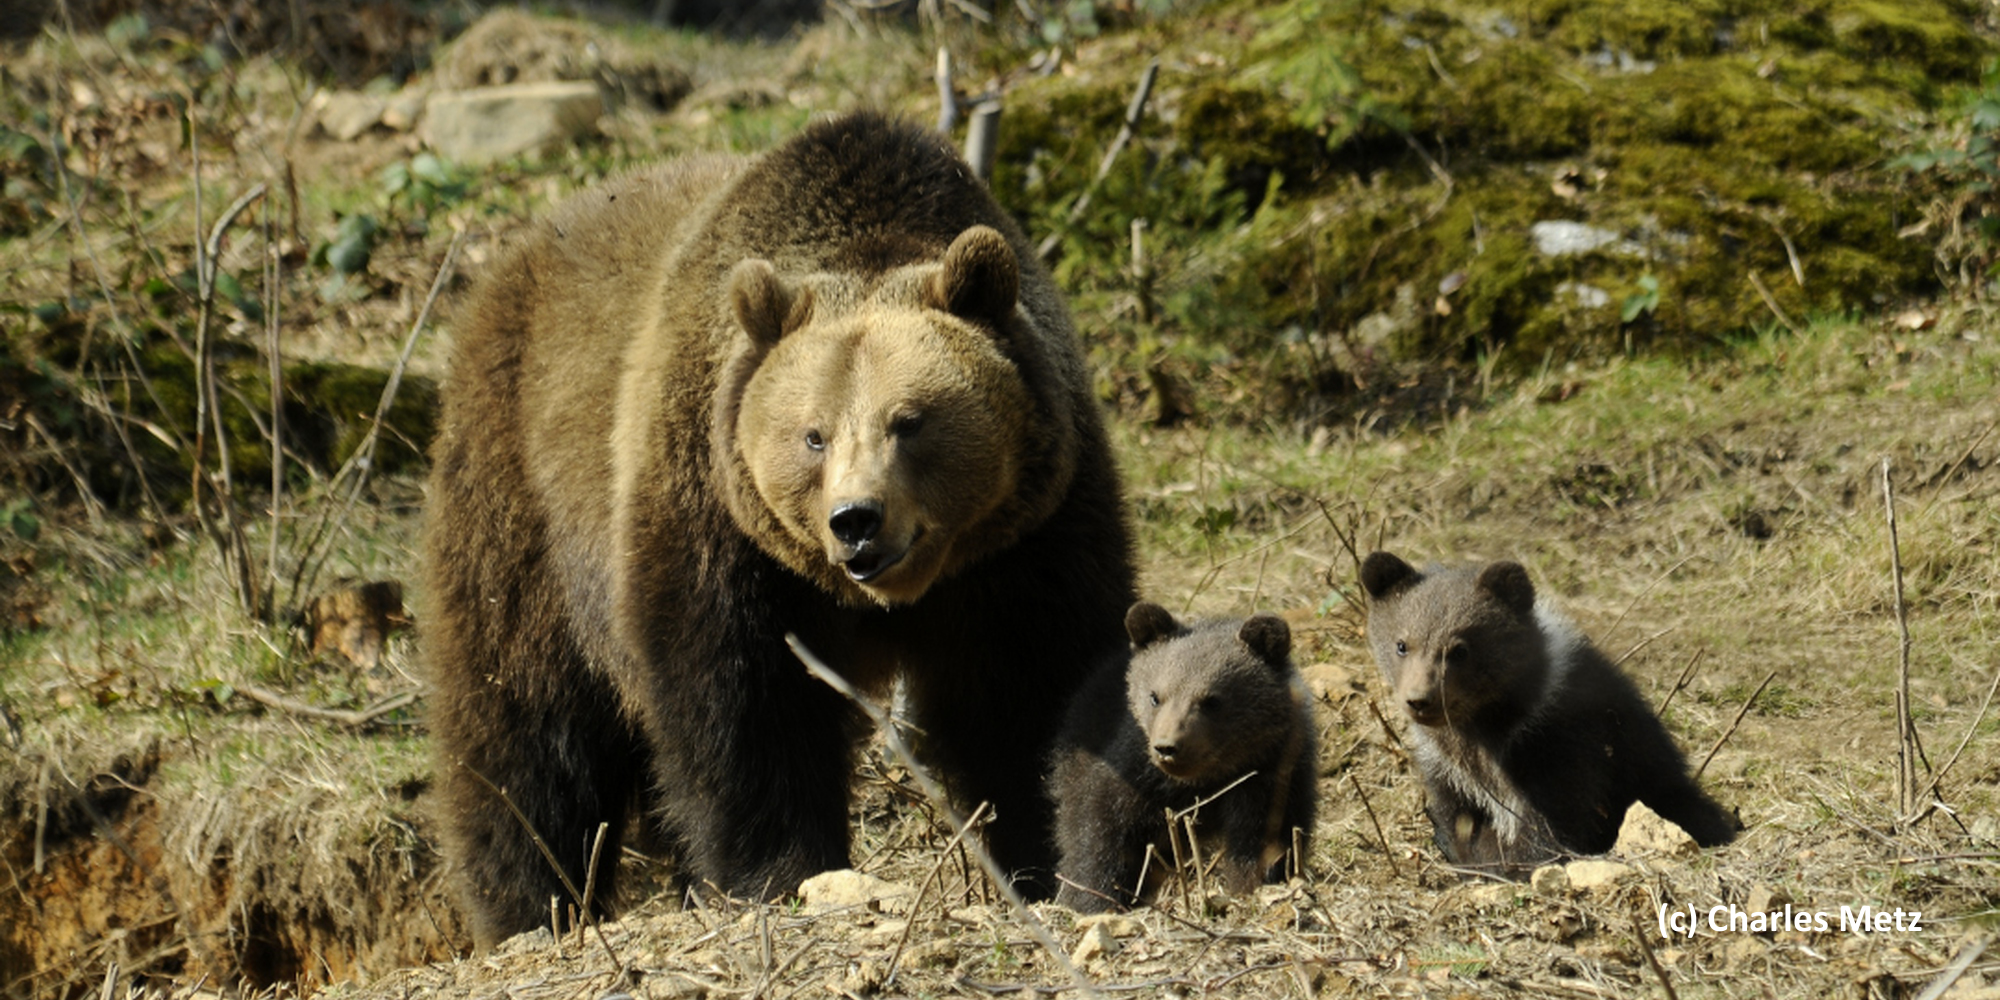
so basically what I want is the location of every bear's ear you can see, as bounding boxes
[1125,601,1181,650]
[1238,614,1291,665]
[1359,551,1419,602]
[926,225,1019,330]
[1475,561,1536,617]
[729,258,813,347]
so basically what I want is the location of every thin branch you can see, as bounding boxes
[786,634,1101,999]
[1747,270,1799,335]
[289,229,463,608]
[1604,553,1696,649]
[1631,913,1680,1000]
[1913,934,1990,1000]
[1611,625,1676,671]
[1349,772,1401,879]
[1037,60,1158,260]
[235,685,418,728]
[1907,663,2000,826]
[1884,457,1924,818]
[266,196,286,615]
[463,768,627,976]
[1693,669,1774,781]
[1654,648,1705,718]
[887,801,990,987]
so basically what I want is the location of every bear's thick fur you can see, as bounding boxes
[1359,551,1737,874]
[1048,603,1317,913]
[424,113,1134,947]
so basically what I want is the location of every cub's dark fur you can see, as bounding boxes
[1049,603,1317,912]
[1360,551,1737,873]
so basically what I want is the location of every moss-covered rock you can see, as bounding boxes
[987,0,1987,417]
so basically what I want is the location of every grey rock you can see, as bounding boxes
[422,81,603,166]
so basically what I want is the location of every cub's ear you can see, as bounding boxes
[728,258,813,347]
[926,225,1019,329]
[1475,561,1536,617]
[1125,602,1181,650]
[1359,551,1419,601]
[1238,614,1291,665]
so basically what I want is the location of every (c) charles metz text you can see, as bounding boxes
[1658,903,1923,939]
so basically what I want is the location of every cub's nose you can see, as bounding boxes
[1151,742,1178,762]
[829,501,884,546]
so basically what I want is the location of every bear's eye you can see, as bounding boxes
[1147,691,1160,707]
[1444,642,1470,667]
[1199,695,1222,714]
[1394,640,1408,657]
[890,412,924,439]
[804,430,825,451]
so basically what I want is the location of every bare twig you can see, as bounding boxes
[235,685,417,728]
[290,229,464,607]
[1654,648,1705,717]
[190,180,270,617]
[1349,772,1401,879]
[266,196,286,609]
[887,801,989,986]
[1746,270,1800,334]
[1169,770,1258,823]
[1604,553,1696,649]
[1630,914,1680,1000]
[786,634,1100,999]
[580,820,610,945]
[1919,416,2000,518]
[463,768,627,976]
[1884,457,1924,818]
[1037,60,1158,260]
[1907,663,2000,826]
[1693,669,1775,781]
[1611,626,1676,671]
[1913,934,1990,1000]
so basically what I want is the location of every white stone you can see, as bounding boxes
[1070,922,1121,965]
[1613,801,1700,859]
[422,81,603,165]
[1556,281,1611,309]
[796,869,913,914]
[1564,859,1637,891]
[1531,220,1642,257]
[315,91,387,141]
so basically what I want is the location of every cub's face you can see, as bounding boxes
[730,226,1033,607]
[1358,551,1542,729]
[1122,603,1295,786]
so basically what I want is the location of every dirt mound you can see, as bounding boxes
[432,10,692,114]
[0,731,463,999]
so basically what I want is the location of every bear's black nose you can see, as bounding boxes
[830,501,884,546]
[1151,742,1178,762]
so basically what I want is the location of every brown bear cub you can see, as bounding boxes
[1359,551,1737,873]
[1049,603,1317,913]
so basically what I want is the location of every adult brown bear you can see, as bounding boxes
[423,112,1134,947]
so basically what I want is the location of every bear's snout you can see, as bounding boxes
[1398,668,1447,727]
[829,501,884,545]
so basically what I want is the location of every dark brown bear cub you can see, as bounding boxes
[1359,551,1737,873]
[1049,603,1317,913]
